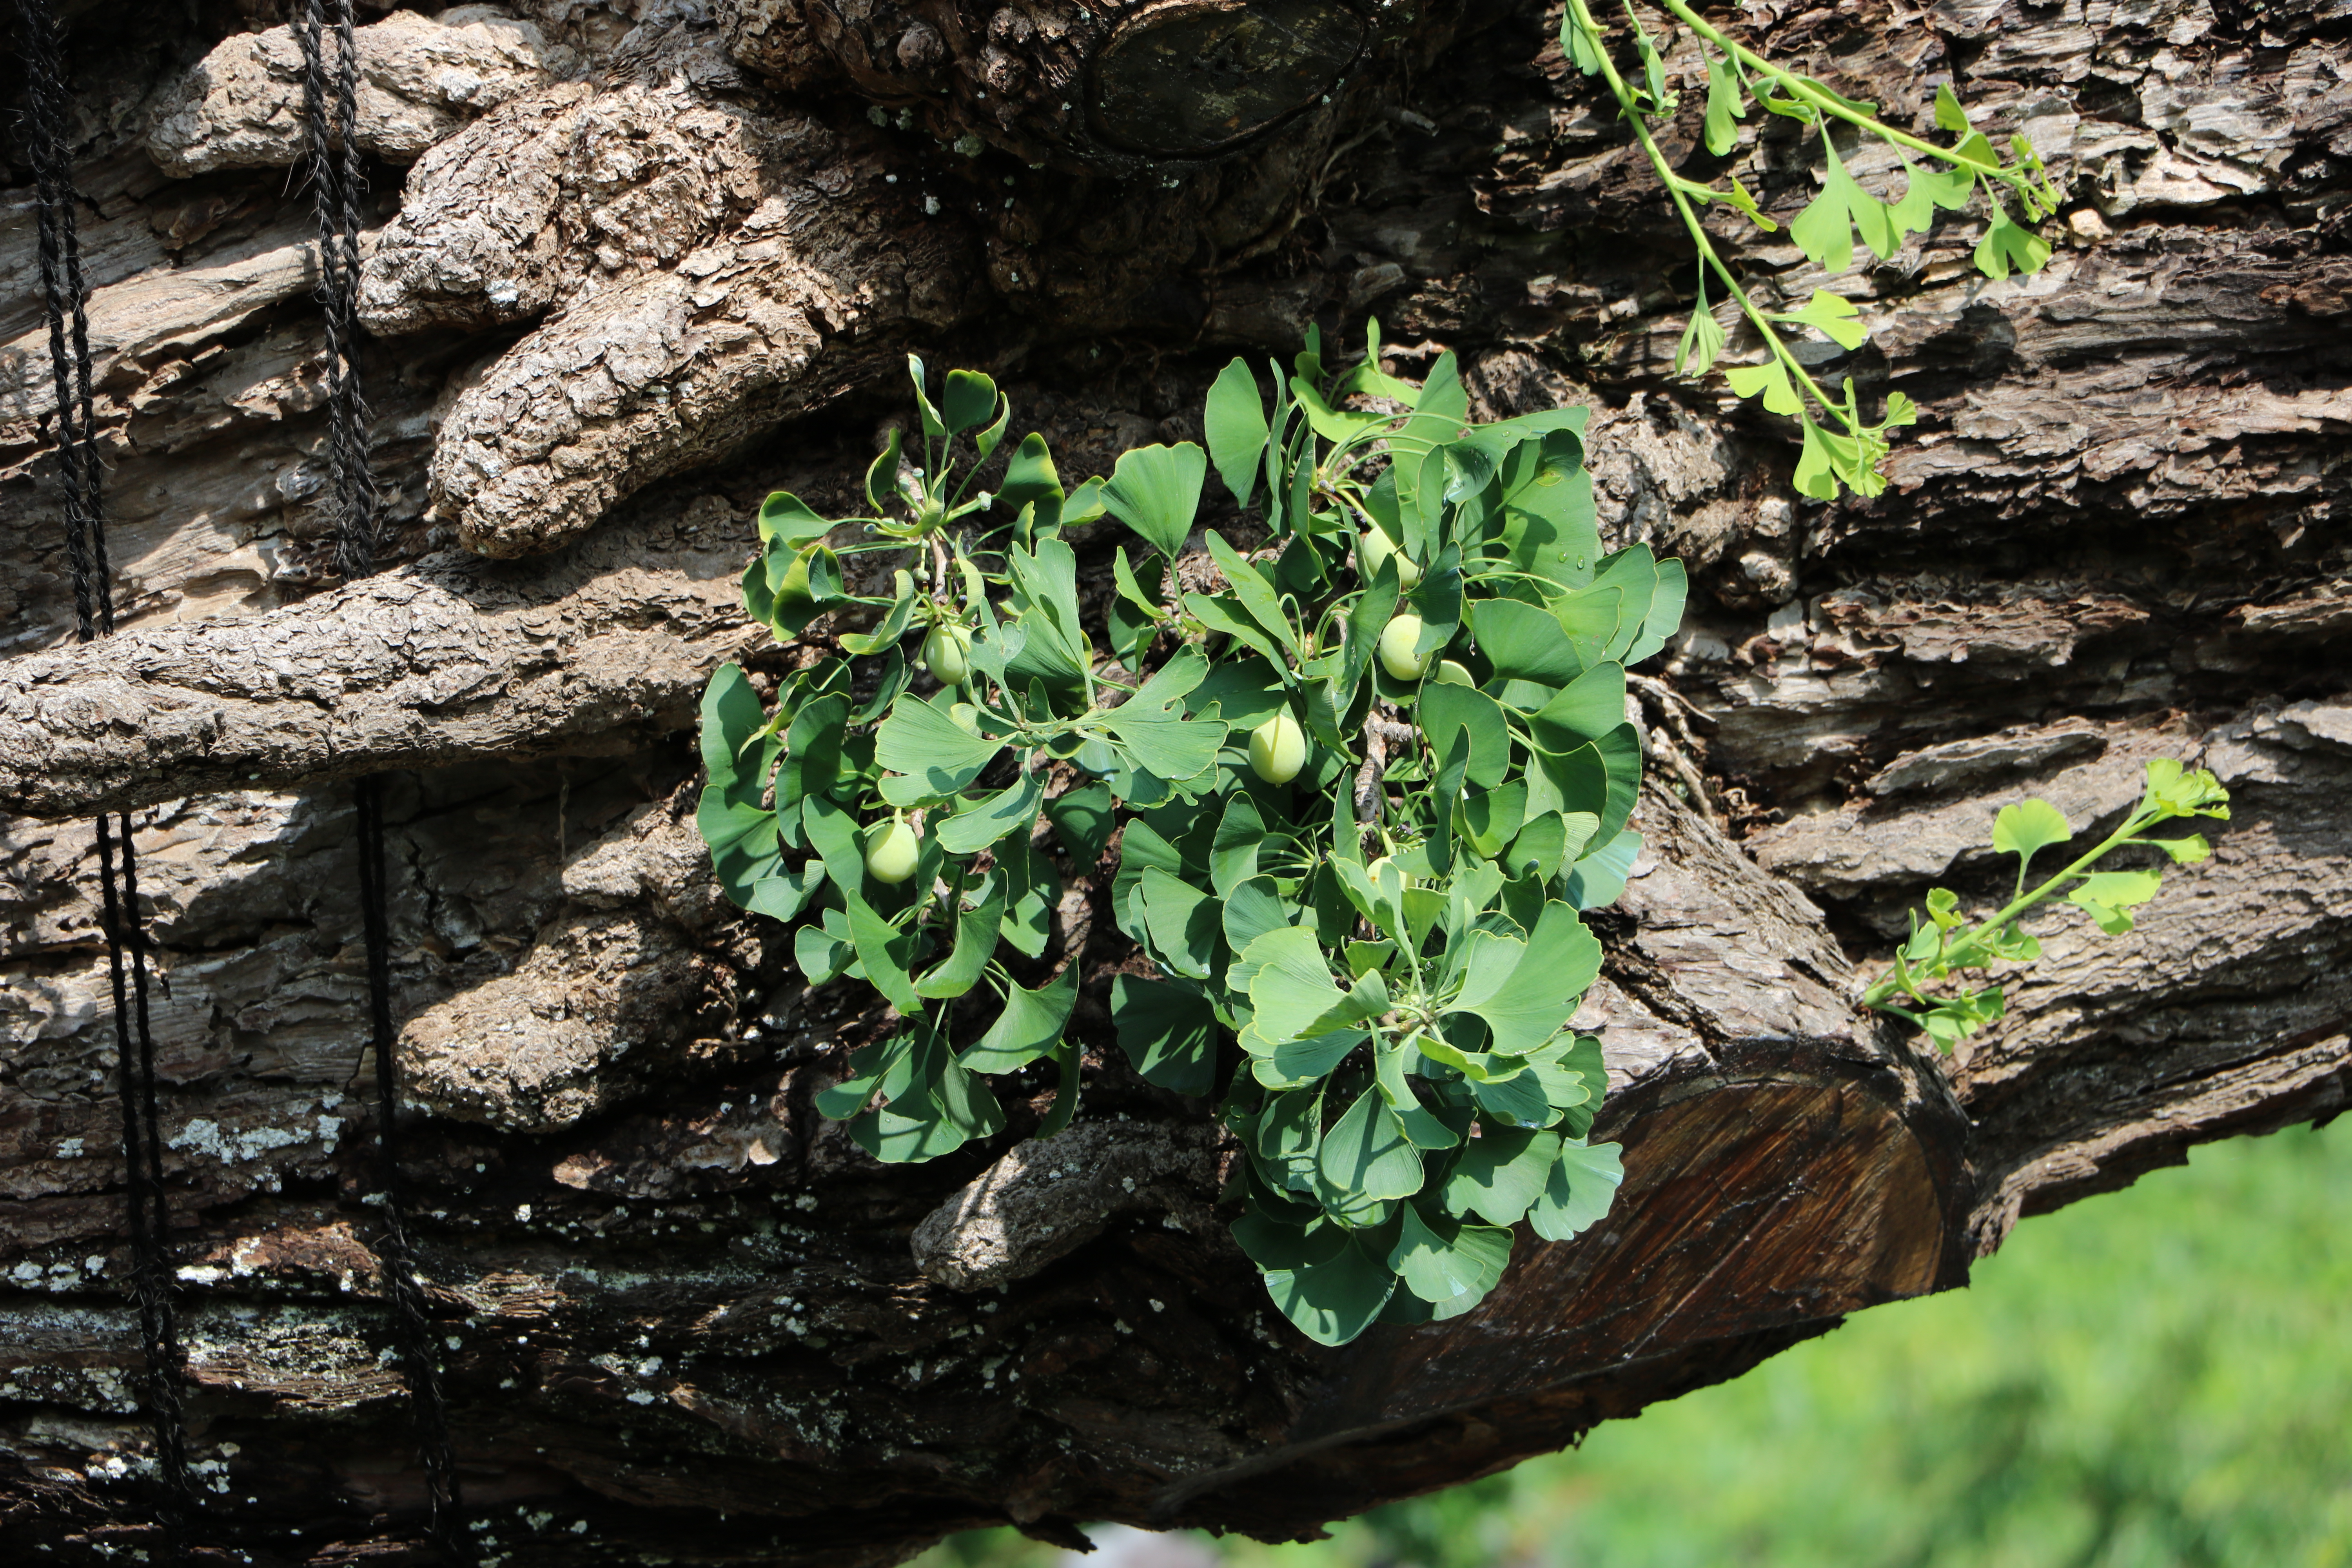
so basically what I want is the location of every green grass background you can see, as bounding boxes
[920,1123,2350,1568]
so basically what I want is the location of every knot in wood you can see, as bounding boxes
[981,43,1027,92]
[896,21,948,71]
[1090,0,1368,158]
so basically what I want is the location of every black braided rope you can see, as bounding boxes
[295,2,473,1559]
[296,0,384,579]
[16,0,106,639]
[354,777,470,1564]
[14,0,194,1552]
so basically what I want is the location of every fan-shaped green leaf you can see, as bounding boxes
[1441,1126,1563,1227]
[1140,867,1221,981]
[997,838,1057,958]
[874,694,1005,800]
[1205,359,1269,508]
[1528,1139,1624,1242]
[1319,1089,1426,1203]
[1529,663,1628,752]
[1110,975,1218,1096]
[1246,925,1347,1045]
[1390,1205,1513,1305]
[1263,1232,1397,1347]
[1103,442,1207,560]
[1726,360,1803,417]
[914,884,1007,999]
[937,769,1043,856]
[964,967,1080,1074]
[1564,828,1643,911]
[1625,557,1688,666]
[1418,681,1511,789]
[1470,600,1585,700]
[1992,799,2073,871]
[1449,900,1601,1055]
[942,368,999,436]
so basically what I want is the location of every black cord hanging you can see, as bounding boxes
[295,0,382,579]
[294,0,473,1560]
[20,1,466,1553]
[13,0,195,1553]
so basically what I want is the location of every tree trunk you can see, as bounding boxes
[3,0,2348,1562]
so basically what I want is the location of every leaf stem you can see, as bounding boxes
[1652,0,2021,189]
[1561,0,1858,440]
[1860,799,2167,1008]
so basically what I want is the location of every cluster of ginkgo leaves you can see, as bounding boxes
[698,335,1682,1344]
[1862,760,2233,1048]
[1562,0,2063,499]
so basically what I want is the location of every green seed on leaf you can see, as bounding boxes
[1432,659,1474,688]
[1359,526,1422,589]
[864,818,921,884]
[1249,710,1309,784]
[922,623,972,684]
[1379,614,1432,681]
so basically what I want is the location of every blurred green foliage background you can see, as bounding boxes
[918,1123,2350,1568]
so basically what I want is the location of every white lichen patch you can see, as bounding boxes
[167,1109,333,1164]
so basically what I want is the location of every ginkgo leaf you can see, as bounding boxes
[1774,289,1869,351]
[1448,901,1602,1056]
[1976,206,2054,281]
[1725,361,1804,417]
[1678,296,1728,377]
[964,969,1080,1074]
[1245,926,1348,1046]
[1263,1231,1395,1347]
[2149,834,2212,865]
[1319,1089,1426,1204]
[2144,759,2232,819]
[1390,1206,1512,1304]
[1991,799,2073,872]
[1795,416,1891,501]
[1935,83,1972,134]
[1561,8,1607,75]
[1790,136,1898,274]
[1528,1139,1624,1243]
[1793,418,1839,501]
[2067,869,2165,935]
[1203,359,1269,508]
[1702,52,1748,157]
[1103,443,1207,559]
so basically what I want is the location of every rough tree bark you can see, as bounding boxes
[3,0,2348,1563]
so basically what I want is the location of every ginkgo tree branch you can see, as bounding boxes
[1563,0,1899,495]
[1560,0,2059,499]
[1566,2,1839,416]
[1652,0,2063,217]
[1860,761,2234,1049]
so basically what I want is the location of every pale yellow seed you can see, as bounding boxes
[1379,614,1432,681]
[1359,526,1423,589]
[924,624,971,684]
[864,819,921,884]
[1249,710,1309,784]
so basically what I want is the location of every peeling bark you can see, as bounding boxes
[146,7,577,176]
[0,526,752,818]
[4,0,2351,1561]
[909,1120,1225,1292]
